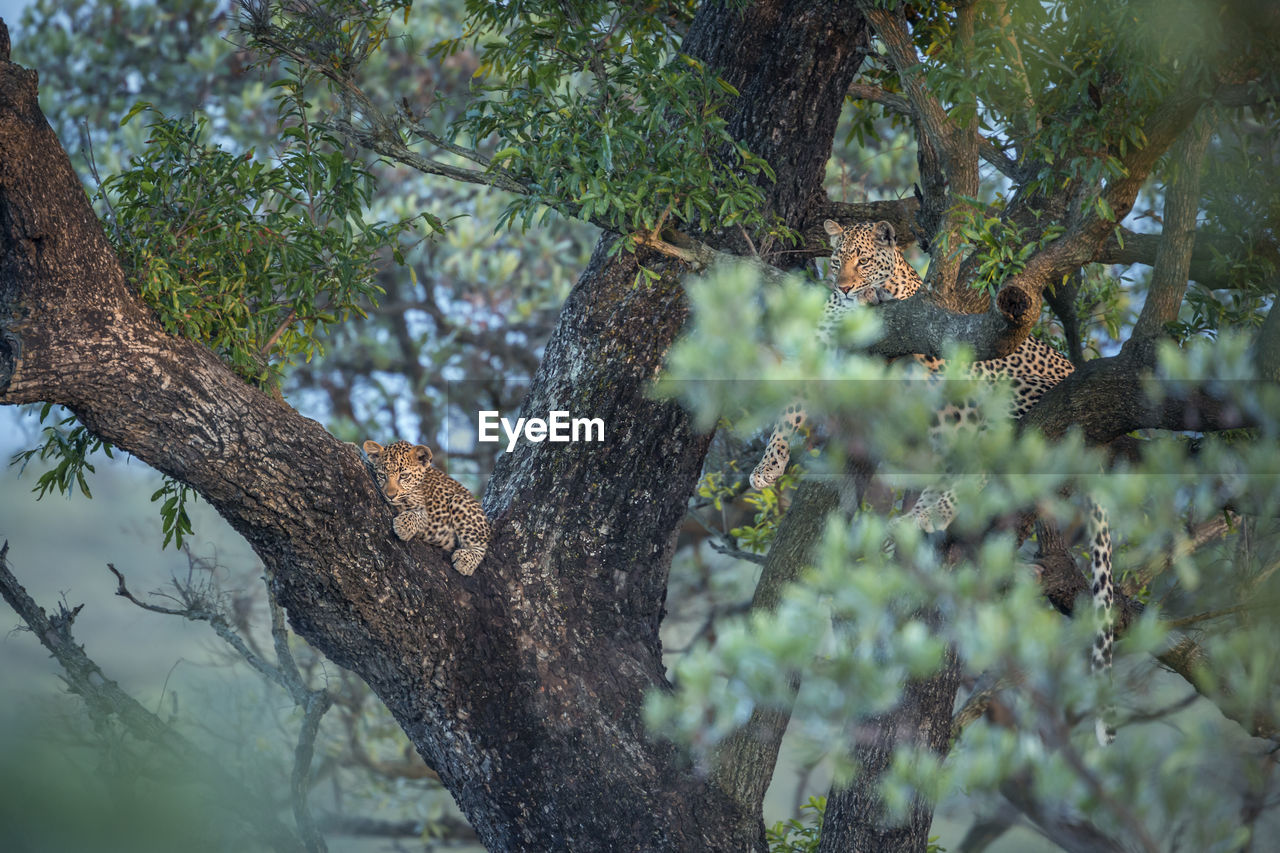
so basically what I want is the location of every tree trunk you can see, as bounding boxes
[0,3,871,849]
[818,648,963,853]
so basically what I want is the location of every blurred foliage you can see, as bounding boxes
[654,261,1280,852]
[649,0,1280,846]
[0,710,256,853]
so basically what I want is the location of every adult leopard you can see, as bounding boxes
[749,219,1116,744]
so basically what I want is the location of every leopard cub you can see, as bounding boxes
[363,440,490,576]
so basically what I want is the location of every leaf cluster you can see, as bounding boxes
[697,465,803,555]
[765,796,825,853]
[101,89,421,387]
[434,0,782,238]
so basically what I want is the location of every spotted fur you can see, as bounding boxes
[750,220,1115,744]
[364,440,490,576]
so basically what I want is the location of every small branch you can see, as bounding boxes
[265,564,307,695]
[630,230,792,286]
[108,562,300,699]
[261,309,298,357]
[951,670,1014,740]
[846,83,911,116]
[1127,511,1239,593]
[292,691,334,853]
[331,117,527,194]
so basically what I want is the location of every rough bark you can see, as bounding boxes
[705,483,837,823]
[818,647,963,853]
[0,5,871,850]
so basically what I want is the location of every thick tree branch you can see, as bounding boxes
[0,31,755,848]
[846,289,1044,362]
[708,480,842,816]
[1020,346,1257,444]
[1127,115,1213,345]
[1097,228,1280,290]
[857,4,956,184]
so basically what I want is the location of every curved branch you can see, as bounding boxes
[853,289,1040,362]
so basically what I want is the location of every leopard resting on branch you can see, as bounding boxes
[749,220,1116,745]
[364,440,490,576]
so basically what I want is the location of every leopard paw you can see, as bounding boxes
[750,437,791,490]
[452,547,484,576]
[391,512,421,541]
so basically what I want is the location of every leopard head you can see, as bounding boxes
[824,219,898,299]
[363,440,433,506]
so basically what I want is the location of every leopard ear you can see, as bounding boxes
[414,445,434,465]
[823,219,844,239]
[362,440,384,459]
[873,220,896,247]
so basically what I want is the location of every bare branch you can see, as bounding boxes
[1128,512,1239,592]
[292,690,334,853]
[998,774,1130,853]
[0,543,306,852]
[108,562,304,700]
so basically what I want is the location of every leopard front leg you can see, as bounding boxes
[749,403,807,490]
[448,497,490,577]
[392,508,457,550]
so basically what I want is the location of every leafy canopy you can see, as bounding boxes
[433,0,781,238]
